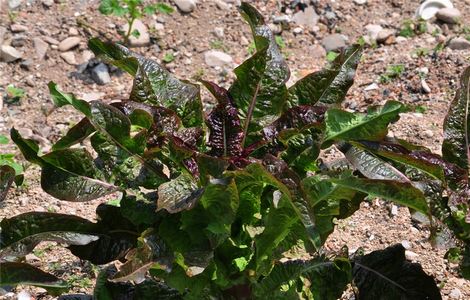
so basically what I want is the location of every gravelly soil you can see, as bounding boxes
[1,0,470,299]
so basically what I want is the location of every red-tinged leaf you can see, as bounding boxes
[263,105,326,140]
[443,66,470,173]
[203,81,244,157]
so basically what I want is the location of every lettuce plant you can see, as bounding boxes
[0,3,448,299]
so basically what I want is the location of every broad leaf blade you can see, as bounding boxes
[324,101,405,143]
[157,173,203,213]
[0,262,68,294]
[442,66,470,173]
[203,81,244,157]
[353,244,441,300]
[0,165,15,202]
[52,118,95,151]
[288,45,362,107]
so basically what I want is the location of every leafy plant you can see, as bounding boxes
[5,84,25,104]
[379,64,405,83]
[162,52,175,63]
[326,51,339,62]
[0,134,24,201]
[99,0,173,45]
[399,18,427,38]
[0,3,454,299]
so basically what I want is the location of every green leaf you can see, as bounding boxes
[0,134,8,144]
[324,101,405,143]
[52,118,95,151]
[88,38,203,127]
[0,165,15,202]
[330,175,428,214]
[0,262,68,294]
[48,82,91,116]
[256,257,351,299]
[157,173,203,213]
[442,66,470,173]
[98,0,128,16]
[229,3,290,121]
[353,244,441,300]
[121,192,160,226]
[288,45,362,107]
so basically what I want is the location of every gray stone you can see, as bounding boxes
[365,24,383,42]
[17,290,31,300]
[215,0,230,10]
[354,0,367,4]
[154,22,165,32]
[58,36,81,52]
[421,79,431,94]
[390,204,398,216]
[292,6,319,31]
[436,7,461,24]
[0,45,22,62]
[91,63,111,85]
[11,35,26,47]
[376,29,395,43]
[10,24,28,32]
[401,240,412,250]
[273,15,291,24]
[449,288,462,299]
[60,51,77,65]
[33,37,49,60]
[43,36,59,45]
[122,19,150,47]
[41,0,54,7]
[204,50,233,67]
[68,27,79,36]
[213,27,224,38]
[174,0,196,13]
[322,34,347,52]
[364,83,379,91]
[20,59,32,70]
[8,0,22,10]
[448,37,470,50]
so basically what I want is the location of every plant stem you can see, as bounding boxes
[241,82,261,147]
[124,17,136,46]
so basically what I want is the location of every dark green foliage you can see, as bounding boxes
[1,2,453,299]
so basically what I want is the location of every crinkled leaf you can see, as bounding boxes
[52,118,95,151]
[330,175,428,214]
[0,262,68,294]
[324,101,405,143]
[288,45,362,107]
[157,173,203,213]
[256,257,351,299]
[0,165,15,202]
[229,3,290,120]
[353,244,441,300]
[443,66,470,173]
[89,38,203,127]
[121,192,159,227]
[203,81,244,157]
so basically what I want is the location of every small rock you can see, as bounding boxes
[354,0,367,4]
[80,50,94,64]
[0,45,22,62]
[396,36,407,43]
[215,0,230,10]
[364,82,379,91]
[322,34,347,52]
[59,36,81,51]
[390,204,398,216]
[213,27,224,38]
[8,0,22,10]
[20,59,32,70]
[33,37,49,60]
[421,79,431,94]
[81,92,104,102]
[68,27,79,36]
[423,129,434,138]
[60,51,77,65]
[10,24,28,32]
[91,63,111,85]
[448,37,470,50]
[204,50,232,67]
[41,0,54,7]
[25,253,40,261]
[292,6,319,31]
[154,22,165,32]
[11,35,27,47]
[293,27,303,34]
[365,24,383,42]
[17,290,31,300]
[449,288,462,299]
[308,44,326,60]
[43,36,59,45]
[273,15,291,24]
[405,250,419,261]
[376,29,395,43]
[122,19,150,47]
[436,8,461,24]
[174,0,196,13]
[401,240,412,250]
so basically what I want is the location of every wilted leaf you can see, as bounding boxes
[442,66,470,173]
[288,45,362,107]
[353,244,441,300]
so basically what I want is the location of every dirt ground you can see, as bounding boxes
[1,0,470,299]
